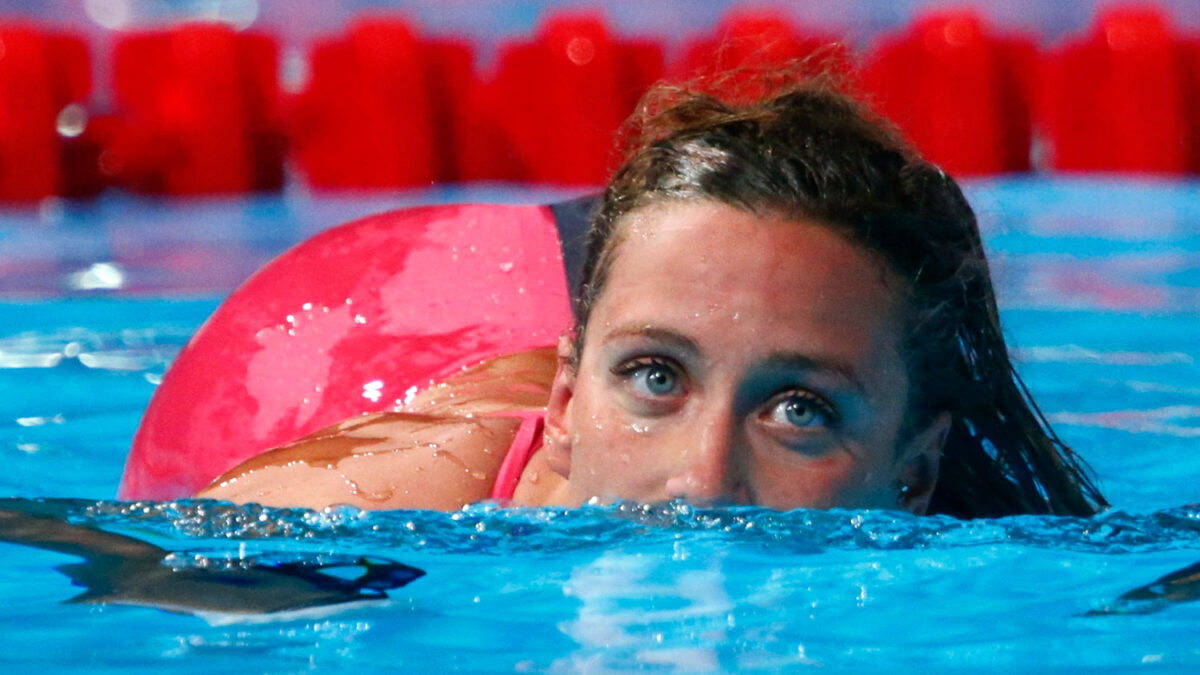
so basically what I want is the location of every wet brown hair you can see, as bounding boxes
[572,71,1107,519]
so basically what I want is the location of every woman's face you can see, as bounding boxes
[544,200,948,513]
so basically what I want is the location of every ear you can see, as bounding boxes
[543,333,577,479]
[894,411,950,515]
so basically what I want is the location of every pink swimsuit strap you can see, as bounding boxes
[489,410,546,501]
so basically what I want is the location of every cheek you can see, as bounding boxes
[749,450,894,509]
[566,376,676,493]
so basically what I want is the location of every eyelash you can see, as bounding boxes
[611,357,683,397]
[762,389,840,431]
[611,357,840,428]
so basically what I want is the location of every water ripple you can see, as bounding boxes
[38,499,1200,557]
[0,328,186,371]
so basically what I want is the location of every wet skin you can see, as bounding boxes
[198,201,947,513]
[540,201,949,513]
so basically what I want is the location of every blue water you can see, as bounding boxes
[1,179,1199,671]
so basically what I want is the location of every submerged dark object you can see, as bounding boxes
[0,500,424,620]
[1088,559,1200,616]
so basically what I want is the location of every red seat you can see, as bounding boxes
[618,38,665,112]
[492,13,663,184]
[861,11,1035,176]
[111,24,283,194]
[292,18,440,188]
[0,24,90,201]
[676,10,845,101]
[421,38,483,183]
[1038,6,1194,173]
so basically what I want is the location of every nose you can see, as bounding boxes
[662,409,749,505]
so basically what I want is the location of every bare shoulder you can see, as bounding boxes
[197,412,523,511]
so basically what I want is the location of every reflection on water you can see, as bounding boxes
[5,499,1200,669]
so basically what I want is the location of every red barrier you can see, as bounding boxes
[292,18,441,188]
[0,24,90,200]
[1039,6,1196,173]
[861,12,1035,176]
[110,23,283,194]
[493,13,663,184]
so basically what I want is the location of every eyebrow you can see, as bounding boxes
[603,325,703,358]
[756,352,868,396]
[602,325,868,395]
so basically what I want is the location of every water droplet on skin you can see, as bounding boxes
[527,471,540,484]
[631,423,649,434]
[732,312,740,321]
[471,471,487,480]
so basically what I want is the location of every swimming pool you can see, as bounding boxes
[1,178,1199,671]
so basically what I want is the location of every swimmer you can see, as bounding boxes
[198,73,1108,519]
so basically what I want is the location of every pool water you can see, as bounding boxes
[1,179,1199,671]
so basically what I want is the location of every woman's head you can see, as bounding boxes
[544,73,1107,518]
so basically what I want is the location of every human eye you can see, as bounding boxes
[611,357,684,399]
[760,390,839,432]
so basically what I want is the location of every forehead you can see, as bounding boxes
[594,200,907,377]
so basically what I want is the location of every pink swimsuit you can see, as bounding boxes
[489,411,545,500]
[122,196,594,500]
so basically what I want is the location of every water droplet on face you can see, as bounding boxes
[631,423,649,434]
[471,470,486,480]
